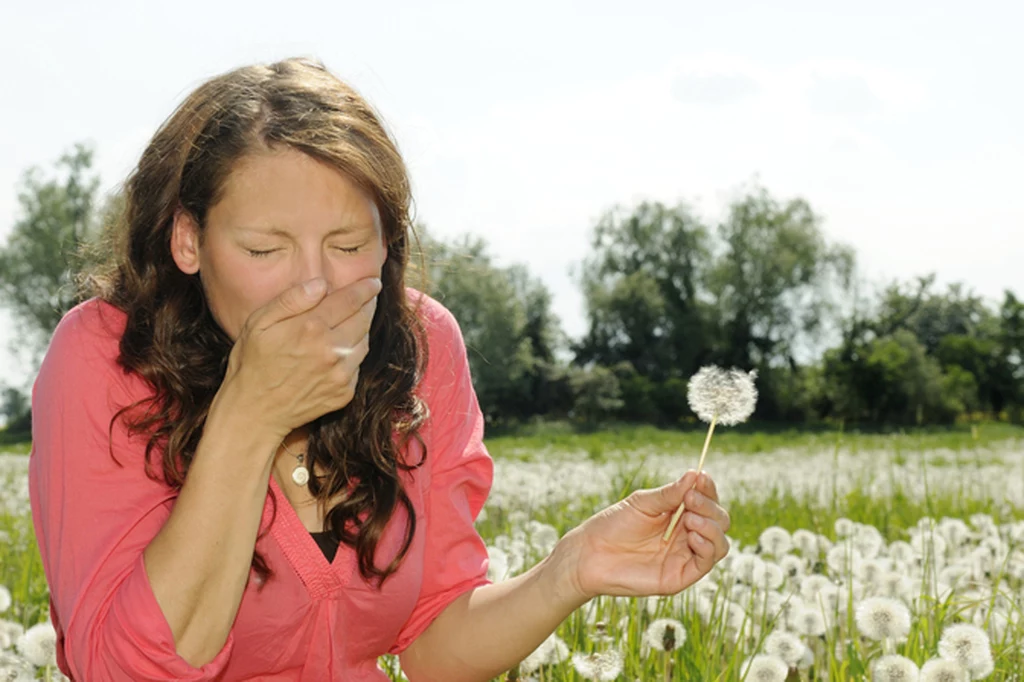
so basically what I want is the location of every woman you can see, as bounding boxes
[28,57,731,681]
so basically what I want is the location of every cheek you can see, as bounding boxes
[202,265,286,340]
[325,250,388,292]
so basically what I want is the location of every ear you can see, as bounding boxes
[171,207,202,275]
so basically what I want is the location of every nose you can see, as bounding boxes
[295,246,330,287]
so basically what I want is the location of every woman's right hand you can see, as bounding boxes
[216,276,383,441]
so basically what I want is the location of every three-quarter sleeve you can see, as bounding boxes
[28,301,234,681]
[388,299,494,655]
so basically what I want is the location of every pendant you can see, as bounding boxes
[292,464,310,486]
[291,453,309,486]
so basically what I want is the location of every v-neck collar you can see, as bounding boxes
[265,476,355,600]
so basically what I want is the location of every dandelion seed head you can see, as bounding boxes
[519,633,569,673]
[643,618,686,652]
[937,623,992,675]
[15,621,57,668]
[872,655,920,682]
[740,654,788,682]
[486,546,510,582]
[762,630,806,667]
[570,649,623,681]
[790,606,828,637]
[779,556,805,584]
[0,586,10,614]
[855,596,912,642]
[834,517,855,537]
[752,561,785,591]
[0,651,35,682]
[919,659,970,682]
[792,529,821,555]
[758,527,793,557]
[687,366,758,426]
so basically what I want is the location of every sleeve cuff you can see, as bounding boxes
[103,554,235,681]
[387,576,492,655]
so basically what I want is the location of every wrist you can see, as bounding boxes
[209,379,288,452]
[541,530,594,609]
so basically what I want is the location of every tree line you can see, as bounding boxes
[1,144,1021,434]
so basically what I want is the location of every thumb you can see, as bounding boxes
[251,278,327,331]
[626,470,700,517]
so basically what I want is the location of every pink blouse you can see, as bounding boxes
[28,290,493,681]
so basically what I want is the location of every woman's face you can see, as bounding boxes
[171,148,388,340]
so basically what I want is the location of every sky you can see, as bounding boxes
[1,0,1022,391]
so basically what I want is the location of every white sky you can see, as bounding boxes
[1,0,1022,390]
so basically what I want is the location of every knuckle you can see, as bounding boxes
[301,317,325,336]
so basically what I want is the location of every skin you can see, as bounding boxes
[170,147,387,528]
[156,146,732,676]
[170,147,387,343]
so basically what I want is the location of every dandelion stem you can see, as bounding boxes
[662,414,718,542]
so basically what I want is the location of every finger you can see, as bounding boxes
[683,489,731,534]
[625,470,699,517]
[694,472,720,503]
[313,277,382,329]
[687,529,719,576]
[249,278,328,331]
[332,332,370,362]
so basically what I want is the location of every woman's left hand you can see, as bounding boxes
[558,470,731,602]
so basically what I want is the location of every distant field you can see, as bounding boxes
[3,423,1023,680]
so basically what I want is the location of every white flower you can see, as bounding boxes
[789,606,828,637]
[740,654,788,682]
[826,542,862,576]
[937,624,992,678]
[0,586,11,614]
[834,517,855,538]
[758,527,793,557]
[855,597,912,642]
[486,546,510,582]
[872,655,920,682]
[642,618,686,653]
[762,630,807,667]
[792,529,821,555]
[0,619,26,650]
[920,658,970,682]
[751,561,785,591]
[527,521,560,555]
[15,621,57,668]
[570,649,623,681]
[519,633,569,673]
[0,651,35,682]
[686,366,758,426]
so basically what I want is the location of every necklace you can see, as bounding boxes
[281,439,310,486]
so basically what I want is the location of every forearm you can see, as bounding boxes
[400,534,588,682]
[142,383,282,667]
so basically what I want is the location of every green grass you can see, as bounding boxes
[3,424,1023,680]
[483,419,1024,462]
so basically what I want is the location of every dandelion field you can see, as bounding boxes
[3,425,1024,681]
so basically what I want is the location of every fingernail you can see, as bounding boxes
[303,278,326,297]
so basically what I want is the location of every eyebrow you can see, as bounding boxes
[238,225,371,237]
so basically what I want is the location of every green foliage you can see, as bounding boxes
[574,200,710,382]
[418,226,572,425]
[0,144,108,366]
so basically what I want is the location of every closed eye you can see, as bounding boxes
[247,249,278,258]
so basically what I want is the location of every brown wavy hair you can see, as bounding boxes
[80,57,430,588]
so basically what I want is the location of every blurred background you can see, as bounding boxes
[1,0,1021,437]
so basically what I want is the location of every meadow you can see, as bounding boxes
[2,423,1023,681]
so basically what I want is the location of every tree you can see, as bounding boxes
[705,184,855,372]
[0,143,106,365]
[418,226,570,424]
[574,201,711,382]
